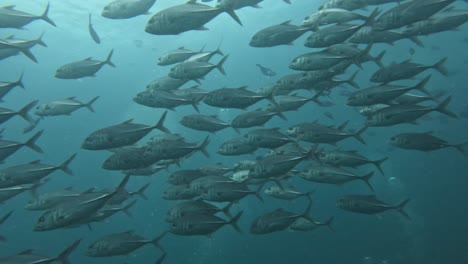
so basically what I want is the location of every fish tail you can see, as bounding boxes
[413,75,432,95]
[337,120,349,131]
[353,125,368,145]
[433,57,448,76]
[155,252,167,264]
[105,49,115,67]
[16,71,25,89]
[374,50,386,69]
[360,171,375,192]
[191,96,202,113]
[135,183,150,200]
[25,130,44,153]
[59,153,77,176]
[84,96,99,113]
[228,211,244,233]
[198,136,211,158]
[17,100,38,123]
[453,141,468,156]
[224,9,242,26]
[216,55,229,75]
[364,8,380,27]
[122,200,137,218]
[255,184,264,202]
[395,198,411,220]
[153,110,170,134]
[115,174,131,194]
[434,96,457,118]
[36,31,47,47]
[372,157,389,175]
[408,36,424,47]
[346,70,360,89]
[215,40,224,56]
[320,216,335,232]
[222,202,234,218]
[151,231,167,251]
[40,2,56,27]
[88,13,92,25]
[0,211,13,225]
[55,239,81,264]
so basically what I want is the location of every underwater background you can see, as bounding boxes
[1,0,468,263]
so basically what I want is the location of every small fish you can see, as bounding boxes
[389,132,468,155]
[337,195,411,219]
[0,239,81,263]
[88,14,101,44]
[256,64,276,76]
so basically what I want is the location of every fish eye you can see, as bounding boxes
[304,16,309,20]
[39,217,45,223]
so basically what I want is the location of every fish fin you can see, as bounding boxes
[84,57,93,61]
[433,57,448,76]
[151,231,167,251]
[84,96,99,113]
[153,110,170,134]
[302,195,313,218]
[196,26,209,31]
[360,171,375,192]
[225,9,242,26]
[353,125,368,144]
[0,210,13,225]
[283,0,291,4]
[216,55,229,75]
[280,20,292,25]
[337,120,349,131]
[105,49,115,67]
[17,100,38,123]
[374,50,386,69]
[3,5,16,10]
[55,239,81,264]
[228,211,243,233]
[413,75,431,95]
[135,183,150,200]
[363,8,380,27]
[222,202,234,218]
[15,71,25,89]
[346,70,360,89]
[453,141,468,156]
[255,184,264,202]
[29,160,41,164]
[25,130,44,153]
[434,96,457,118]
[119,200,136,218]
[372,157,388,175]
[394,198,411,220]
[17,249,34,255]
[39,2,56,27]
[198,136,211,158]
[408,36,424,47]
[59,153,77,176]
[155,252,167,264]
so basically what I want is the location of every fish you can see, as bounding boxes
[366,97,457,127]
[200,182,263,202]
[0,130,43,163]
[299,165,375,191]
[33,175,130,231]
[145,0,242,35]
[403,10,468,36]
[0,72,24,102]
[0,100,37,125]
[0,239,81,264]
[185,45,224,63]
[188,175,235,196]
[337,195,411,219]
[55,49,115,79]
[145,135,211,161]
[86,231,165,257]
[200,163,232,176]
[289,217,334,232]
[166,199,232,222]
[317,150,388,174]
[167,169,207,185]
[249,20,312,47]
[0,154,76,188]
[0,181,45,204]
[169,211,243,236]
[163,184,197,200]
[0,2,56,28]
[349,26,424,47]
[203,86,276,110]
[35,96,99,117]
[241,127,293,149]
[0,33,47,62]
[292,121,368,145]
[22,118,40,134]
[263,94,321,112]
[347,75,431,106]
[81,110,168,150]
[217,137,257,156]
[24,187,85,211]
[304,9,379,48]
[231,109,286,129]
[146,76,191,91]
[249,153,310,179]
[179,114,233,133]
[102,146,155,171]
[264,185,313,201]
[169,55,229,81]
[123,164,166,177]
[389,132,468,155]
[256,64,276,76]
[302,8,370,28]
[250,198,312,234]
[216,0,263,10]
[88,14,101,44]
[102,0,157,19]
[158,46,204,66]
[134,90,202,112]
[370,58,447,83]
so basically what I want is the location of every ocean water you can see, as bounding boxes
[1,0,468,263]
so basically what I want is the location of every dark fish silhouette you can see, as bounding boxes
[88,14,100,44]
[256,64,276,76]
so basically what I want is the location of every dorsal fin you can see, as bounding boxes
[29,160,41,164]
[84,57,93,61]
[237,86,248,90]
[5,35,15,40]
[66,96,76,100]
[17,249,34,255]
[121,118,134,124]
[187,0,197,4]
[280,20,292,25]
[3,5,16,10]
[178,46,185,49]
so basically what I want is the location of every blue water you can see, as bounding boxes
[1,0,468,263]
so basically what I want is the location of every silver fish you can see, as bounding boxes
[88,14,101,44]
[337,195,411,219]
[0,130,43,163]
[55,50,115,79]
[35,96,99,117]
[102,0,157,19]
[0,2,55,28]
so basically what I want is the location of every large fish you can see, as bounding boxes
[403,10,468,36]
[317,150,388,175]
[299,165,375,191]
[145,0,242,35]
[146,76,191,91]
[166,199,232,222]
[169,55,229,81]
[35,96,99,117]
[302,8,369,28]
[134,90,202,112]
[371,58,447,83]
[337,195,411,219]
[389,132,468,155]
[158,46,204,66]
[82,111,168,150]
[242,128,293,149]
[55,50,115,79]
[0,182,44,204]
[102,0,157,19]
[0,33,47,62]
[250,20,312,47]
[218,137,257,156]
[203,86,276,109]
[0,2,56,28]
[179,114,233,133]
[169,211,243,236]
